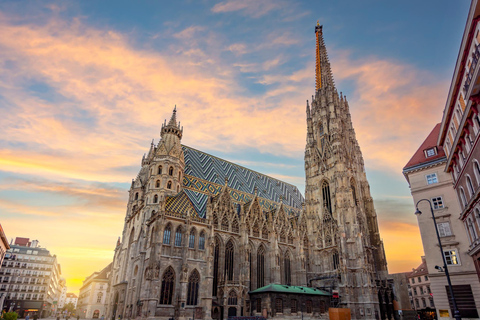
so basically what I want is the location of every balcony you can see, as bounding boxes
[464,44,480,93]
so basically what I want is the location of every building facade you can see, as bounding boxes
[438,0,480,278]
[0,224,10,314]
[0,237,62,318]
[65,293,78,309]
[406,257,435,319]
[105,23,389,320]
[58,284,68,310]
[404,124,480,319]
[77,264,111,319]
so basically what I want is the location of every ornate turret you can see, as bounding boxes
[161,106,183,152]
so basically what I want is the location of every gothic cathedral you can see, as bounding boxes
[105,23,389,320]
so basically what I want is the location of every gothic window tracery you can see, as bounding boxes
[288,232,294,244]
[159,267,175,305]
[187,270,200,305]
[221,216,229,231]
[232,219,239,233]
[284,252,291,285]
[332,251,339,270]
[280,230,286,243]
[325,234,332,247]
[199,231,205,250]
[225,240,234,281]
[212,237,220,296]
[257,246,265,288]
[163,225,171,245]
[189,229,196,249]
[228,290,237,305]
[322,181,332,213]
[174,226,182,247]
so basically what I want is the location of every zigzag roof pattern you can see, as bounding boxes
[178,145,304,218]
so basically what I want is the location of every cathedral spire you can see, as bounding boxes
[315,22,334,91]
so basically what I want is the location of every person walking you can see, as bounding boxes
[25,314,30,320]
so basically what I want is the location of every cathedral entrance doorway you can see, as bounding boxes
[228,307,237,317]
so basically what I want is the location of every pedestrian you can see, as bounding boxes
[26,314,30,320]
[100,315,104,320]
[57,314,60,320]
[76,315,79,320]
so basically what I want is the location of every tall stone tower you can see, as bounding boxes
[304,23,389,319]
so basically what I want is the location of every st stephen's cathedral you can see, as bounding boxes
[105,23,391,320]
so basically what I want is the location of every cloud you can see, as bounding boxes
[331,51,449,172]
[211,0,285,18]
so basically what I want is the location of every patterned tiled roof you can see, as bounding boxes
[178,145,304,218]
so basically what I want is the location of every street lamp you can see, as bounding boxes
[415,199,461,320]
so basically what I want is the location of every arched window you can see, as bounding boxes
[333,251,339,270]
[134,192,139,200]
[167,181,172,189]
[189,229,196,249]
[280,230,286,243]
[163,225,171,245]
[322,181,332,213]
[169,166,174,176]
[199,231,205,250]
[212,238,220,296]
[468,217,478,241]
[159,267,175,305]
[474,161,480,185]
[232,219,239,233]
[155,180,160,188]
[175,227,182,246]
[475,209,480,232]
[467,175,475,196]
[97,292,103,303]
[153,194,158,203]
[221,216,229,231]
[460,187,468,207]
[284,252,291,285]
[228,290,237,305]
[177,185,179,192]
[158,166,162,174]
[257,246,265,288]
[225,240,234,281]
[351,178,357,206]
[187,270,200,305]
[179,171,181,180]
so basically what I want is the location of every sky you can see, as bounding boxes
[0,0,471,294]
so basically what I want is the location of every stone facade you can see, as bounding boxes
[304,23,389,319]
[105,23,389,320]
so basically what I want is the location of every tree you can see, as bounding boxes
[62,303,76,314]
[1,312,18,320]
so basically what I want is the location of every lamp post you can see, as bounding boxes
[415,199,461,320]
